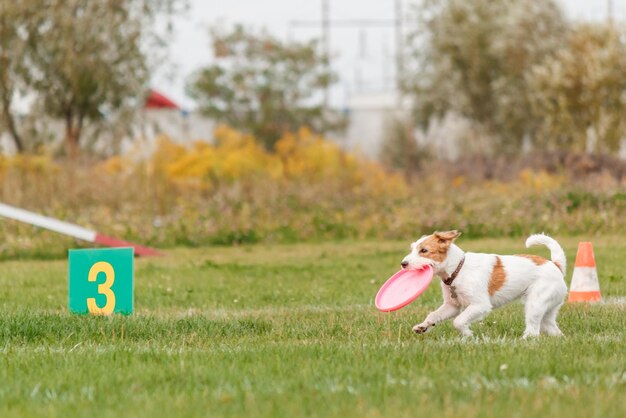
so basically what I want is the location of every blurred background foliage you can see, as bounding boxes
[0,0,625,257]
[0,0,185,157]
[0,125,624,258]
[404,0,626,155]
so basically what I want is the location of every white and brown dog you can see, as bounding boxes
[401,231,568,338]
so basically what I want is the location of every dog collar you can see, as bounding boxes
[443,256,465,286]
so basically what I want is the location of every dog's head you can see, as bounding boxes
[401,230,462,271]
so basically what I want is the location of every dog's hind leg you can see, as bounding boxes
[523,288,554,338]
[524,277,566,338]
[540,303,564,336]
[522,300,545,339]
[413,303,460,334]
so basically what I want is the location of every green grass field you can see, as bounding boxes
[1,236,625,418]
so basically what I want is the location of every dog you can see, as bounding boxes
[401,231,568,338]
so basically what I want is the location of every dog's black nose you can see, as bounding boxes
[401,261,409,269]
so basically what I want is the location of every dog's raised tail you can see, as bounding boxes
[525,234,566,274]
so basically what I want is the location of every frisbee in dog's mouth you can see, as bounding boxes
[375,265,434,312]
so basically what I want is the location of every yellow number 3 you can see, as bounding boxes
[87,262,116,315]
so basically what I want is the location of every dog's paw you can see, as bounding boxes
[460,332,474,341]
[412,323,433,334]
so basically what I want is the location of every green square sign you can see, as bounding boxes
[69,247,134,315]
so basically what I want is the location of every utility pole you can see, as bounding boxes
[322,0,330,108]
[290,1,411,102]
[607,0,614,25]
[395,0,404,93]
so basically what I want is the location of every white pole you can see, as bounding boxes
[0,203,96,242]
[322,0,330,108]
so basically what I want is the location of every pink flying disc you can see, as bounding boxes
[375,265,434,312]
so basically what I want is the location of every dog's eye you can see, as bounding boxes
[420,248,428,254]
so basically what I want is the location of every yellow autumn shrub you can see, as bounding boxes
[0,154,59,183]
[128,125,407,196]
[275,128,352,180]
[518,168,565,191]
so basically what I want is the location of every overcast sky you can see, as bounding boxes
[153,0,625,109]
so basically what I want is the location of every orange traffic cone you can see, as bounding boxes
[568,242,602,302]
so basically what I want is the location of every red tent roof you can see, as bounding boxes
[145,89,179,109]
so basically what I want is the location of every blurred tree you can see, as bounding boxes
[528,24,626,153]
[406,0,568,154]
[0,3,35,153]
[1,0,183,158]
[188,25,344,149]
[380,117,426,174]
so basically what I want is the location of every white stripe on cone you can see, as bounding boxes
[570,266,600,292]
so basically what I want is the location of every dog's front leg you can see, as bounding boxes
[413,283,461,334]
[413,303,460,334]
[452,304,492,337]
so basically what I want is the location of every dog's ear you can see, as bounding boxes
[434,230,462,243]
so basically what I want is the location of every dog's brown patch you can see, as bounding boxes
[416,231,461,263]
[488,256,506,295]
[417,236,448,262]
[553,261,563,273]
[515,254,548,266]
